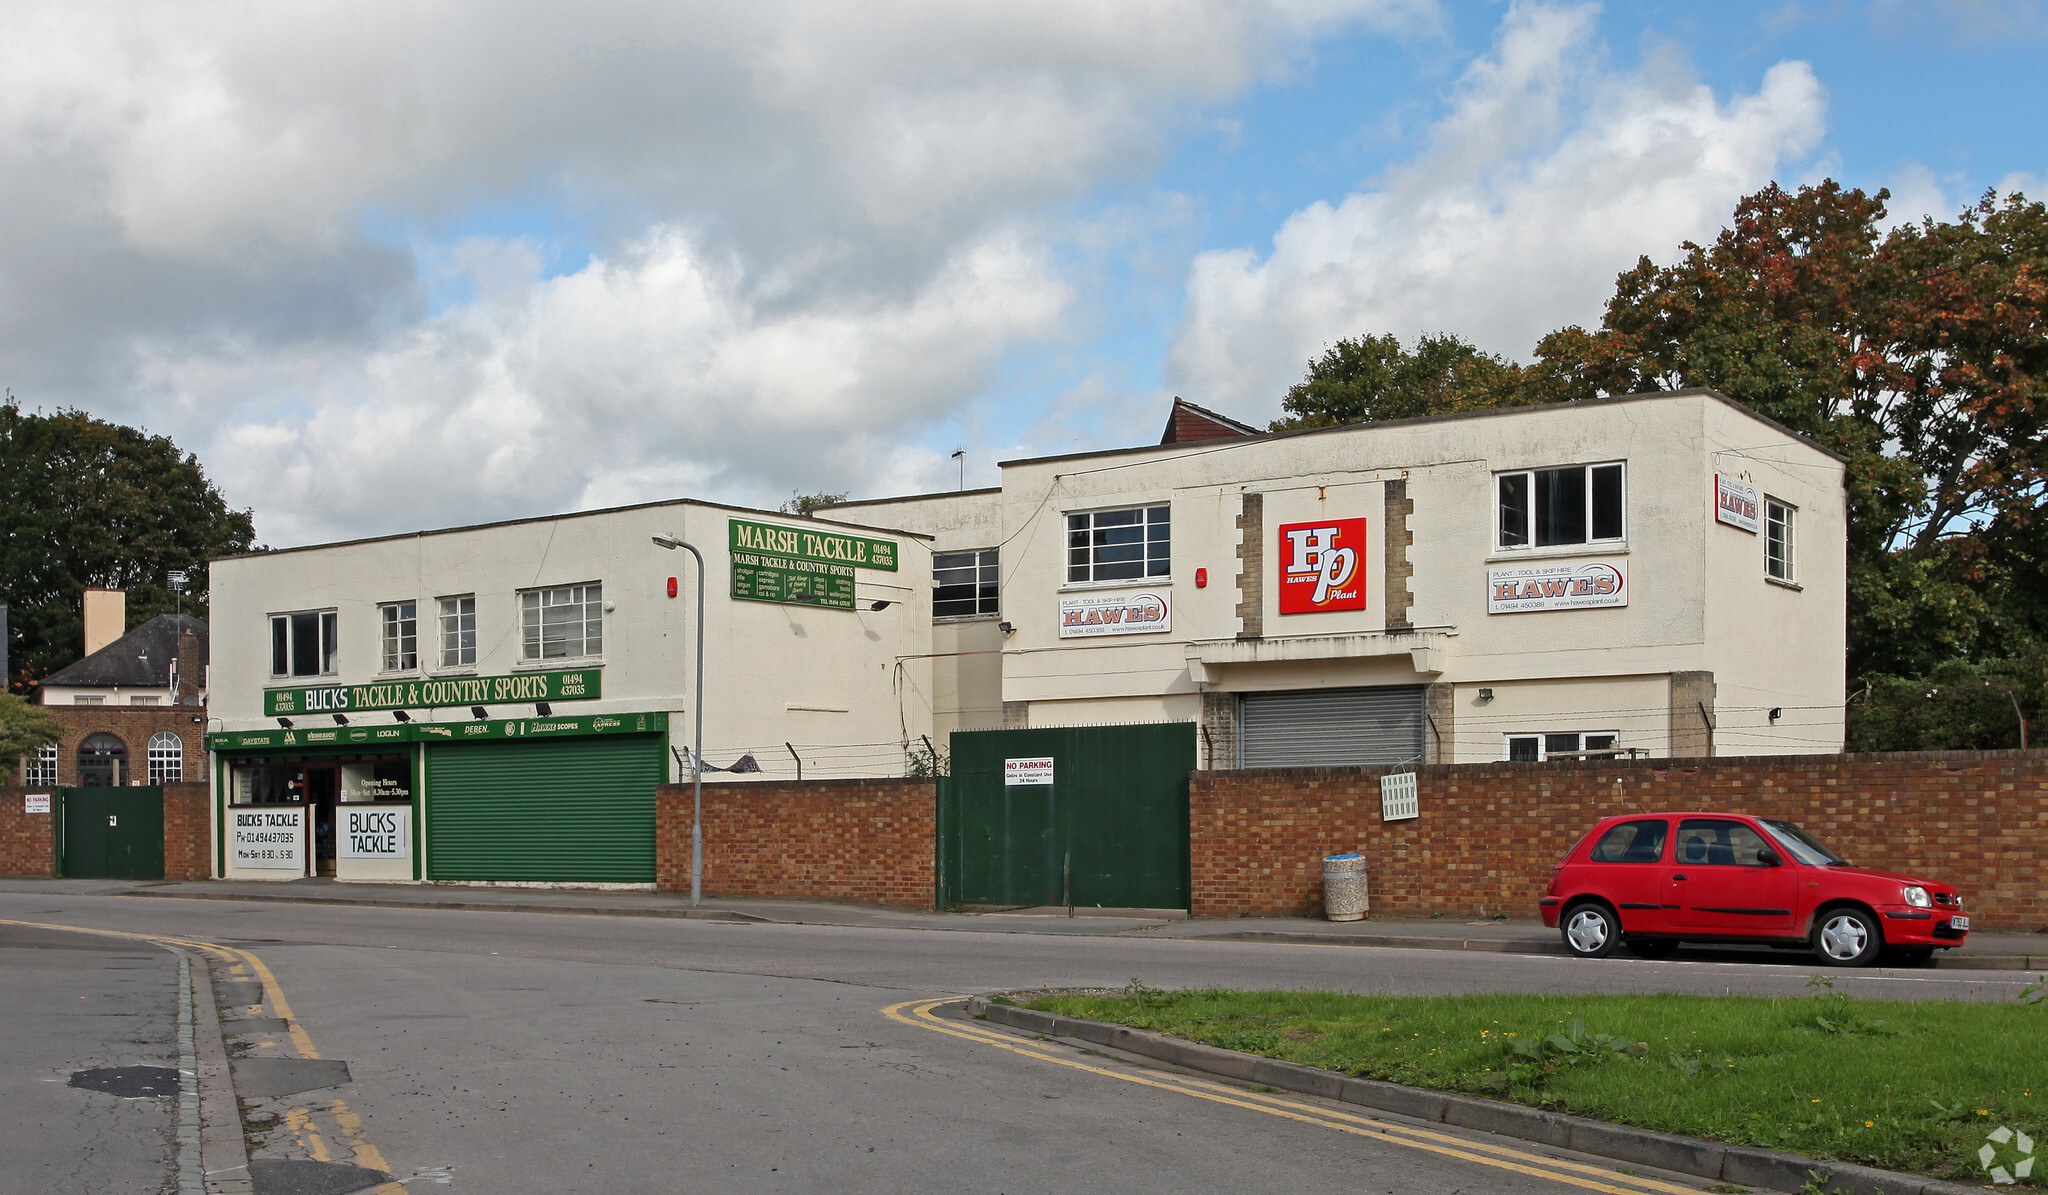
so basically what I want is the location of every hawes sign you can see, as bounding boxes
[265,668,599,717]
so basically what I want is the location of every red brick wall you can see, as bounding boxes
[1191,751,2048,930]
[163,783,211,880]
[0,786,57,877]
[657,779,935,909]
[36,704,210,787]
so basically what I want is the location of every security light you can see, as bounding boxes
[1477,688,1495,702]
[392,710,411,723]
[276,717,293,729]
[471,706,488,720]
[536,702,552,716]
[651,533,683,550]
[869,600,893,611]
[332,713,348,725]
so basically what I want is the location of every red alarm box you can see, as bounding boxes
[1195,568,1208,588]
[667,577,678,598]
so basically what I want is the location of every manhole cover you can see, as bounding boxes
[249,1158,393,1195]
[69,1065,180,1098]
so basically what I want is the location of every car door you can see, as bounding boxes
[1574,817,1671,933]
[1666,818,1797,936]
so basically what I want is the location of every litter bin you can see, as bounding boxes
[1322,852,1369,921]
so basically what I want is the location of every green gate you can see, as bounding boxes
[58,787,165,879]
[424,736,664,882]
[939,723,1195,911]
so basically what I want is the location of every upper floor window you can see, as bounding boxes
[73,695,104,706]
[270,610,338,678]
[439,595,477,668]
[1765,497,1796,583]
[521,583,602,661]
[148,732,184,785]
[25,742,58,787]
[1506,731,1619,762]
[129,695,160,706]
[1067,506,1169,584]
[1497,463,1624,550]
[934,549,999,618]
[380,601,419,672]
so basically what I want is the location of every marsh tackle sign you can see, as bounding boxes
[1278,519,1367,614]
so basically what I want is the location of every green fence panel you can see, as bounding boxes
[59,787,165,880]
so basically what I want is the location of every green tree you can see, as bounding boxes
[780,491,851,516]
[1845,651,2042,752]
[0,401,257,692]
[1271,332,1538,430]
[0,692,63,781]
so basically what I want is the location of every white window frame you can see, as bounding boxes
[519,583,603,662]
[1765,497,1796,584]
[380,601,419,673]
[73,695,104,706]
[129,695,160,706]
[147,732,184,785]
[25,742,58,786]
[1505,731,1621,762]
[438,595,477,670]
[269,610,339,678]
[933,549,999,619]
[1066,505,1171,585]
[1495,462,1627,552]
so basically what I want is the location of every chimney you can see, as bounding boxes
[175,628,203,705]
[83,588,126,657]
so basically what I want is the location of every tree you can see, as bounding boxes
[1271,332,1536,430]
[0,401,257,692]
[0,692,63,781]
[780,491,851,516]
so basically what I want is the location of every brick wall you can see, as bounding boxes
[0,786,57,877]
[657,778,935,909]
[1191,751,2048,930]
[163,783,211,880]
[34,704,210,787]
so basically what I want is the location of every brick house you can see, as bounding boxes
[23,588,209,788]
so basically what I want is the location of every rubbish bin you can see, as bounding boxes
[1322,852,1369,921]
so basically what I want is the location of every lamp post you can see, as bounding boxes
[651,533,706,906]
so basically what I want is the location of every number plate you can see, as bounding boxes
[1948,915,1970,931]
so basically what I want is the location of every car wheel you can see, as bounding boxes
[1561,903,1620,958]
[1625,939,1678,959]
[1814,907,1882,967]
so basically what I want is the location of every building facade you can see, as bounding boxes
[28,591,209,790]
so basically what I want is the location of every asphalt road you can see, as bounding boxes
[2,890,2037,1195]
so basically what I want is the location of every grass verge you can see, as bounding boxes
[1020,981,2044,1186]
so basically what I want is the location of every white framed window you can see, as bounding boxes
[129,695,160,706]
[147,732,184,784]
[1765,497,1796,583]
[380,601,419,672]
[73,695,104,705]
[1506,732,1620,762]
[25,742,58,786]
[934,549,999,618]
[270,610,339,678]
[1067,506,1170,583]
[439,595,477,668]
[1496,462,1625,550]
[520,583,602,661]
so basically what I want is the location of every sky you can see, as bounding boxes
[2,0,2043,547]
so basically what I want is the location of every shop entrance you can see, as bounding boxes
[304,766,339,876]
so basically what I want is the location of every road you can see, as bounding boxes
[2,889,2035,1195]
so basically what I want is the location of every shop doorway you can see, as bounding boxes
[304,766,339,876]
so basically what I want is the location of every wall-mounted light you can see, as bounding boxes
[332,713,349,726]
[869,600,893,611]
[1768,707,1783,723]
[392,710,412,723]
[536,702,552,716]
[276,717,294,729]
[1477,687,1494,703]
[997,621,1015,635]
[471,706,488,720]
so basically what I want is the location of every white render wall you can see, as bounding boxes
[208,500,934,780]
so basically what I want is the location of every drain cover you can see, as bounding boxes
[248,1158,394,1195]
[69,1065,180,1098]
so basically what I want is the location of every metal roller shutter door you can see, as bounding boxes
[426,736,663,881]
[1238,686,1426,769]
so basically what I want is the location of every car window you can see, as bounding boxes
[1757,819,1846,866]
[1587,819,1668,863]
[1674,819,1775,867]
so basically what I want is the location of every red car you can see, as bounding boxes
[1539,813,1970,966]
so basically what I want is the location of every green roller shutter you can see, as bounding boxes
[426,735,663,882]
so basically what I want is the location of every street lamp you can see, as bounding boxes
[651,532,706,906]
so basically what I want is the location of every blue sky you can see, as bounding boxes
[2,1,2042,544]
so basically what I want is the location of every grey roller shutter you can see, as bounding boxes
[1238,686,1425,769]
[425,735,663,882]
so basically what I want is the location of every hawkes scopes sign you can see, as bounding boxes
[264,668,599,717]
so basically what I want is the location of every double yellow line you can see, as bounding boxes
[2,918,404,1195]
[883,999,1704,1195]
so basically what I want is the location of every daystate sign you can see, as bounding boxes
[264,668,599,717]
[1488,561,1629,614]
[1058,590,1172,638]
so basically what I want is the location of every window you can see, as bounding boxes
[76,733,126,787]
[1067,506,1169,583]
[934,549,999,618]
[1587,818,1668,863]
[520,583,602,661]
[73,695,104,705]
[380,602,419,672]
[1496,463,1624,550]
[25,743,58,786]
[1765,497,1795,583]
[270,610,339,677]
[1675,818,1777,868]
[147,732,183,784]
[439,596,477,668]
[1506,732,1620,762]
[129,695,160,706]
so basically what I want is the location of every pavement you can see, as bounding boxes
[9,876,2041,970]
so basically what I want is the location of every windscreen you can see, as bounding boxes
[1757,818,1848,866]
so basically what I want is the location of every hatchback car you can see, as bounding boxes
[1539,813,1969,966]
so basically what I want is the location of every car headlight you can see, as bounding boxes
[1902,885,1931,908]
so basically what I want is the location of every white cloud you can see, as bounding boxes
[1167,2,1827,418]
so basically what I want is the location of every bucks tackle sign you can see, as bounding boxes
[264,668,600,717]
[728,518,898,610]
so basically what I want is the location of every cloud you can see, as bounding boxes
[1167,2,1827,418]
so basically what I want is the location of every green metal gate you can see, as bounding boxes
[58,787,165,879]
[424,736,664,882]
[939,723,1195,911]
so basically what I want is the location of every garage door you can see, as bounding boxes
[1237,686,1425,769]
[425,736,664,882]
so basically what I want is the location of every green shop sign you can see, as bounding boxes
[728,517,896,610]
[263,668,600,718]
[208,710,666,752]
[728,518,898,571]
